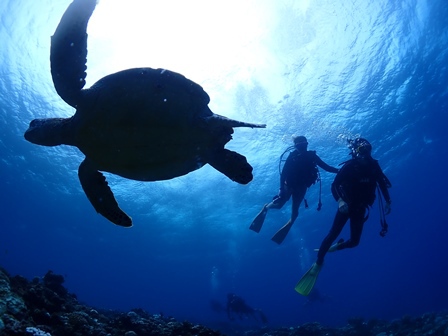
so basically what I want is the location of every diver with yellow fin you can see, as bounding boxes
[295,138,392,296]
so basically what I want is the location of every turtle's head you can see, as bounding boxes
[24,118,73,146]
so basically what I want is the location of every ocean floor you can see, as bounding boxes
[0,266,447,336]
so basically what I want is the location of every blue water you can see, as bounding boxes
[1,0,447,332]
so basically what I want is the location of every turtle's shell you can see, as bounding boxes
[73,67,229,181]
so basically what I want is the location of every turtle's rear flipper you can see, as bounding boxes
[207,149,253,184]
[78,159,132,227]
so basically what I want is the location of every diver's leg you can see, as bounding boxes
[271,186,306,244]
[296,206,347,296]
[340,206,366,248]
[268,187,291,210]
[316,210,349,265]
[290,186,307,222]
[250,189,290,232]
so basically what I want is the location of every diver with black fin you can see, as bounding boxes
[250,135,338,244]
[295,138,392,296]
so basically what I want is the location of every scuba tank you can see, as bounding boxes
[277,146,322,210]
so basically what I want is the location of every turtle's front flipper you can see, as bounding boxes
[207,149,253,184]
[78,159,132,227]
[51,0,97,107]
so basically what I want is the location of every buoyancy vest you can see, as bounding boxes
[331,158,382,207]
[282,150,319,188]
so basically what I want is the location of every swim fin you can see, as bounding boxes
[249,204,268,233]
[295,263,322,296]
[271,220,292,244]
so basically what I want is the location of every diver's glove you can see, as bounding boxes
[385,201,392,215]
[338,198,349,214]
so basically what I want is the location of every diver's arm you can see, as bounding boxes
[374,162,392,203]
[378,180,391,203]
[377,172,391,204]
[373,161,392,214]
[280,154,294,188]
[331,181,341,200]
[315,154,339,173]
[331,163,351,204]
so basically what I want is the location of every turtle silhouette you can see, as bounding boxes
[24,0,265,227]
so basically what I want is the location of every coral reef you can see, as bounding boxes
[241,314,448,336]
[0,266,447,336]
[0,267,221,336]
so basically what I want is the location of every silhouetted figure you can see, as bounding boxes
[296,138,392,296]
[226,293,268,324]
[250,135,338,244]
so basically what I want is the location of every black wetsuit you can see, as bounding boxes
[272,150,338,221]
[316,156,391,265]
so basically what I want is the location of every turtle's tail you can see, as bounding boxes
[205,114,266,129]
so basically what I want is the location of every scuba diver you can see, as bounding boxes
[295,138,392,296]
[226,293,268,324]
[250,135,339,244]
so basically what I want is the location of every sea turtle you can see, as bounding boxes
[24,0,265,227]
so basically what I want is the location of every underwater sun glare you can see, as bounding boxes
[85,0,270,88]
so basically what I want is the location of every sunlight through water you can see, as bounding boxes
[2,0,446,330]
